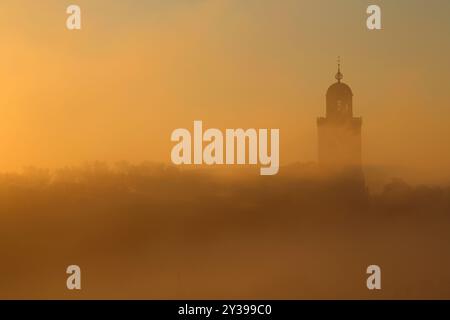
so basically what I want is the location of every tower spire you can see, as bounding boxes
[335,56,343,83]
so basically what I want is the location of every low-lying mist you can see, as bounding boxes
[0,162,449,299]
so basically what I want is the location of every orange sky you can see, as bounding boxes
[0,0,449,184]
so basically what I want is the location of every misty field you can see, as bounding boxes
[0,162,449,299]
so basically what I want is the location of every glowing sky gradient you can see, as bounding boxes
[0,0,449,184]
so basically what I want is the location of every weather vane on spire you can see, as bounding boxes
[335,56,343,83]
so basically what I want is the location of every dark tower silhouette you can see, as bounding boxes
[317,58,367,207]
[317,59,362,174]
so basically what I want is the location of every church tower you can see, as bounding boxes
[317,59,362,174]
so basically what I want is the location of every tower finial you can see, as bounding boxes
[335,56,343,83]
